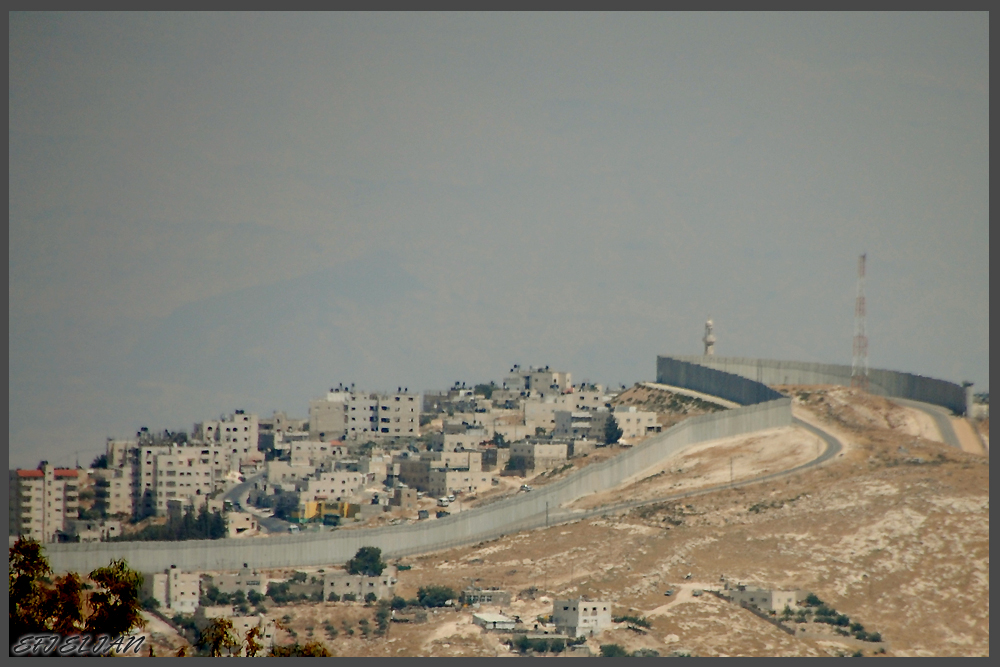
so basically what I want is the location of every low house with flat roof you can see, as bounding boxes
[473,612,516,631]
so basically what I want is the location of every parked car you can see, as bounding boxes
[665,589,675,597]
[520,484,533,492]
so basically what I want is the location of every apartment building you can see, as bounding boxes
[204,563,266,596]
[554,409,612,441]
[309,389,421,441]
[193,410,260,457]
[612,406,660,441]
[9,464,80,543]
[503,365,572,396]
[509,441,568,471]
[148,450,215,517]
[92,465,135,518]
[296,471,367,504]
[428,467,493,498]
[144,566,201,614]
[524,388,610,432]
[289,439,343,466]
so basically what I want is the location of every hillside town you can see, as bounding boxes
[9,364,671,546]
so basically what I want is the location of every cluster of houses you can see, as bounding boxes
[10,364,661,543]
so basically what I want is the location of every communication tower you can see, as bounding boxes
[851,254,869,390]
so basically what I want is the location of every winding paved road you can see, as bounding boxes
[220,472,293,534]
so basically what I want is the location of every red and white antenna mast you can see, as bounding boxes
[851,253,869,390]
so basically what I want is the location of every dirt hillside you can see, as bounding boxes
[256,386,990,657]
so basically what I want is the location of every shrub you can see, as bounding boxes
[614,614,651,628]
[869,632,882,643]
[531,638,550,653]
[290,571,307,583]
[390,595,407,610]
[550,639,565,654]
[343,593,357,602]
[600,644,629,657]
[328,593,341,602]
[804,593,823,606]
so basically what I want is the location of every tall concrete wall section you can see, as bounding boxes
[656,357,785,406]
[663,356,967,415]
[44,398,791,575]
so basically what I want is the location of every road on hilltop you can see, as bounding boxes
[221,471,292,534]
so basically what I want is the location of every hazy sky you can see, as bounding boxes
[9,13,989,468]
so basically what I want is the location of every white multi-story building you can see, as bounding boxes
[92,465,135,518]
[524,389,610,432]
[144,566,201,614]
[288,440,344,466]
[297,471,367,504]
[309,389,421,441]
[509,441,568,471]
[553,598,613,637]
[9,464,80,543]
[150,450,215,516]
[503,365,572,396]
[612,406,660,441]
[193,410,260,455]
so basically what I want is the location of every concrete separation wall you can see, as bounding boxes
[44,398,791,575]
[659,355,967,416]
[656,357,785,406]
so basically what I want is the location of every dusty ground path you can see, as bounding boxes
[951,417,988,456]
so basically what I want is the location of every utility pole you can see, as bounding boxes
[545,501,549,527]
[730,457,734,485]
[851,253,869,390]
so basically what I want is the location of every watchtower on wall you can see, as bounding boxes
[703,318,716,356]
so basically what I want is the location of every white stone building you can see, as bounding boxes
[324,566,397,601]
[9,464,80,543]
[553,598,613,637]
[145,566,201,614]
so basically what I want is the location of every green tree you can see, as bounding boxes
[347,546,386,577]
[91,454,109,469]
[200,617,239,657]
[417,585,456,608]
[600,644,629,657]
[85,558,147,640]
[474,382,497,400]
[9,537,145,655]
[604,414,624,445]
